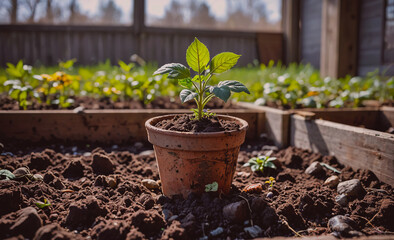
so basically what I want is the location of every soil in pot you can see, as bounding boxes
[0,142,393,239]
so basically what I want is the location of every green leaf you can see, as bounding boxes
[35,199,51,209]
[264,161,277,169]
[178,78,193,89]
[78,68,93,79]
[210,52,241,74]
[179,89,198,103]
[154,63,190,79]
[251,165,259,172]
[59,59,76,69]
[320,163,341,174]
[218,80,250,94]
[186,37,210,73]
[0,169,15,180]
[205,181,218,192]
[210,85,231,102]
[9,88,21,100]
[118,60,134,73]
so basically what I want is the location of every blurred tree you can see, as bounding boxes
[99,0,122,24]
[226,0,268,30]
[189,1,216,28]
[68,0,89,24]
[1,0,19,23]
[23,0,43,23]
[160,0,184,27]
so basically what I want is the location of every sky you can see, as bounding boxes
[77,0,282,23]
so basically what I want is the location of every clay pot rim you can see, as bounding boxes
[145,114,248,138]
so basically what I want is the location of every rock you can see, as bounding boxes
[112,145,119,150]
[168,215,179,222]
[137,193,155,210]
[210,227,224,237]
[139,150,154,156]
[83,152,92,157]
[324,175,340,188]
[328,215,362,238]
[141,179,160,190]
[32,174,43,181]
[29,153,51,171]
[12,167,31,178]
[63,159,86,178]
[73,106,85,114]
[305,162,324,176]
[335,194,348,207]
[34,223,78,240]
[162,209,173,221]
[266,192,274,199]
[244,225,263,238]
[10,207,42,238]
[223,201,249,223]
[337,179,365,198]
[91,154,114,175]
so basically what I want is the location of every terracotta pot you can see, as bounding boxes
[145,114,248,198]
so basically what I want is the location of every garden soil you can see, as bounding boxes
[0,95,235,110]
[0,143,393,239]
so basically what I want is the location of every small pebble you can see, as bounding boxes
[335,194,348,207]
[168,215,179,222]
[305,162,324,176]
[139,150,154,156]
[83,152,92,157]
[266,192,274,199]
[244,225,263,238]
[162,209,173,221]
[324,175,340,188]
[33,174,43,181]
[73,106,85,114]
[112,145,119,150]
[71,146,78,152]
[141,179,160,190]
[1,152,14,156]
[337,179,365,198]
[210,227,224,237]
[223,201,249,223]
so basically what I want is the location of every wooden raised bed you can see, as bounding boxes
[290,106,394,186]
[0,107,265,144]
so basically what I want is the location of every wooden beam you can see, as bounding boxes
[256,33,283,64]
[133,0,145,34]
[320,0,360,78]
[283,0,300,64]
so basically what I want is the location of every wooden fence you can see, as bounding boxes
[0,24,283,67]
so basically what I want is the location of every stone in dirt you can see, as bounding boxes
[34,223,81,240]
[10,207,42,238]
[335,194,348,207]
[328,215,362,238]
[141,179,160,190]
[223,200,250,223]
[65,196,108,229]
[305,162,324,176]
[29,152,52,171]
[244,225,263,238]
[210,227,224,237]
[63,159,86,178]
[91,153,114,175]
[337,179,365,199]
[324,175,340,188]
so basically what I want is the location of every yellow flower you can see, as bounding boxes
[40,74,53,82]
[306,91,319,97]
[265,177,276,184]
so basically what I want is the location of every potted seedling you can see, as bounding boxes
[145,38,250,198]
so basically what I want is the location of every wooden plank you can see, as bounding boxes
[283,0,300,63]
[320,0,360,78]
[237,102,290,148]
[379,106,394,131]
[256,33,284,64]
[0,108,265,144]
[290,114,394,186]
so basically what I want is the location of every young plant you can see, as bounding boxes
[153,37,250,120]
[243,151,277,173]
[265,177,276,188]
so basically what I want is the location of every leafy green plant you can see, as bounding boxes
[243,151,277,173]
[153,37,250,120]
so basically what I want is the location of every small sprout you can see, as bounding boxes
[265,177,276,188]
[205,181,218,192]
[320,163,341,174]
[0,169,15,180]
[243,151,277,173]
[35,198,51,209]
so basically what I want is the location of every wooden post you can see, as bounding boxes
[133,0,145,34]
[320,0,360,78]
[283,0,300,64]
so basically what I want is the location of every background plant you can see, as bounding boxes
[243,151,277,173]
